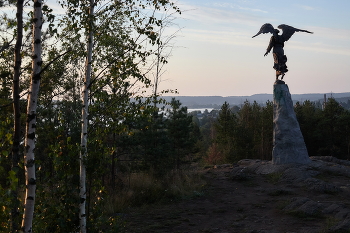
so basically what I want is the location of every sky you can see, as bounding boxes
[1,0,349,97]
[159,0,350,96]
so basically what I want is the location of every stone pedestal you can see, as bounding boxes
[272,82,310,164]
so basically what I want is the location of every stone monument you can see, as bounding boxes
[272,81,310,164]
[252,23,313,164]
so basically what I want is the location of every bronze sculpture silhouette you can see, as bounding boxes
[252,24,313,80]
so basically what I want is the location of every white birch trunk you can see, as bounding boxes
[21,0,42,232]
[80,0,94,232]
[11,0,24,231]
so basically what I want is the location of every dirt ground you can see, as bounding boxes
[123,157,350,233]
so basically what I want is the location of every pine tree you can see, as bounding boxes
[166,98,194,169]
[213,102,237,162]
[319,98,348,158]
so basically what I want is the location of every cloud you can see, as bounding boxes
[179,27,350,57]
[176,2,350,56]
[210,2,268,13]
[295,4,316,11]
[181,28,249,44]
[289,41,350,56]
[290,26,350,56]
[238,6,267,13]
[178,3,263,27]
[310,26,350,41]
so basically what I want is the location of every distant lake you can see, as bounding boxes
[187,108,214,113]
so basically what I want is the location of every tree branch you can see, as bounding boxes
[0,38,14,53]
[39,49,72,76]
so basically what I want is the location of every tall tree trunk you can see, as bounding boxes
[11,0,23,231]
[152,44,161,109]
[21,0,42,232]
[80,0,94,232]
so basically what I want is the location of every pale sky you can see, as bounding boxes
[161,0,350,96]
[2,0,349,97]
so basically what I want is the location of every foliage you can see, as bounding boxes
[206,143,224,165]
[212,102,237,162]
[296,98,350,158]
[166,98,197,169]
[25,95,198,231]
[202,98,350,165]
[0,116,13,231]
[0,0,186,231]
[114,98,199,175]
[206,101,273,163]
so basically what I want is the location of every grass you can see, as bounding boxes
[104,169,207,214]
[321,217,340,233]
[265,172,283,184]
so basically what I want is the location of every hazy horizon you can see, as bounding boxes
[163,91,350,97]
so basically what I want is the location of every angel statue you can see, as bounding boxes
[252,23,313,80]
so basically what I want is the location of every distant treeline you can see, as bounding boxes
[168,94,350,110]
[190,98,350,164]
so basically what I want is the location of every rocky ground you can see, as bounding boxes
[123,156,350,233]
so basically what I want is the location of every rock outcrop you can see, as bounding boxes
[229,157,350,232]
[272,82,310,164]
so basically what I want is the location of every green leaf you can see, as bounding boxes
[1,150,9,157]
[8,170,19,190]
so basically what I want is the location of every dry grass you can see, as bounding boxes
[265,172,283,184]
[105,169,206,213]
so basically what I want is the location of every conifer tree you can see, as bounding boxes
[213,101,237,162]
[167,98,194,169]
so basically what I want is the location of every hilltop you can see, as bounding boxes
[124,156,350,233]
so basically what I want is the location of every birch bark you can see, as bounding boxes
[21,0,42,232]
[80,0,94,232]
[11,0,23,231]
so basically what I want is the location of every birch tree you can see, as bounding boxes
[22,0,42,231]
[80,0,94,231]
[151,10,180,109]
[10,0,23,231]
[53,0,181,231]
[2,0,180,231]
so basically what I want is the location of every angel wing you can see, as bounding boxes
[252,23,277,38]
[278,24,313,42]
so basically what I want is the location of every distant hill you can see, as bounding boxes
[162,92,350,109]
